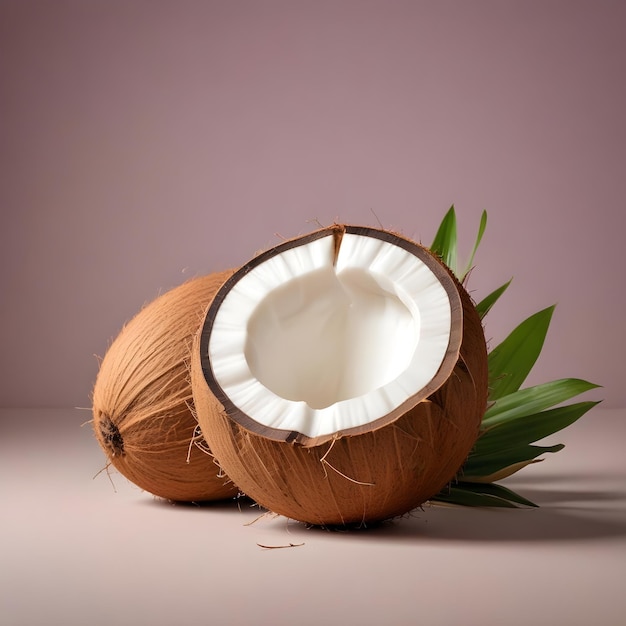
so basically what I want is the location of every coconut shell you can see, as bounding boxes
[92,271,239,502]
[191,228,488,526]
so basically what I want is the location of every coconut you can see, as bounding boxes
[191,225,488,526]
[92,271,239,502]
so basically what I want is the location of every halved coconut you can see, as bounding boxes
[191,225,488,525]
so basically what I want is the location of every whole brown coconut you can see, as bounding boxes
[191,225,488,526]
[92,271,239,502]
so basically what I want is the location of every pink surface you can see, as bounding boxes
[2,406,625,625]
[0,1,623,409]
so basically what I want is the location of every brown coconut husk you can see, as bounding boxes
[191,226,488,526]
[92,271,239,502]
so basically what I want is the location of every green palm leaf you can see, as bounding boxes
[460,209,487,280]
[488,306,555,401]
[483,379,600,428]
[430,205,458,275]
[475,279,512,319]
[462,443,565,482]
[474,400,600,454]
[435,482,538,508]
[426,206,601,509]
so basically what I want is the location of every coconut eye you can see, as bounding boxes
[98,412,125,457]
[191,225,488,526]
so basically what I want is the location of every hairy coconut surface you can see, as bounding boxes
[92,271,239,502]
[191,226,488,526]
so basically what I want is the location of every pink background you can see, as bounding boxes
[1,5,625,623]
[1,0,623,410]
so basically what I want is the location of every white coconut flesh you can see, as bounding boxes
[201,226,462,445]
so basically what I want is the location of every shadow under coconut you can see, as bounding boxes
[260,486,626,544]
[400,470,626,543]
[509,486,624,508]
[135,474,626,543]
[399,502,626,543]
[138,493,262,515]
[498,469,626,511]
